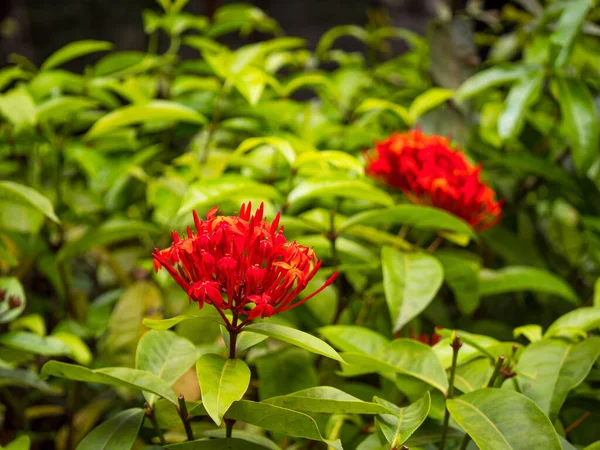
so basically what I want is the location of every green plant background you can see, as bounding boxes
[1,0,600,449]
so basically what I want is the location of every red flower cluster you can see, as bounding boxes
[366,130,502,231]
[153,203,337,328]
[407,328,442,347]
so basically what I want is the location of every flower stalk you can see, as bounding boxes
[145,403,166,446]
[440,334,462,450]
[177,395,194,441]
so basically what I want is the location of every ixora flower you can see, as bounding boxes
[366,129,502,231]
[153,203,337,330]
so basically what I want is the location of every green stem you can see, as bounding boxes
[225,418,235,438]
[488,355,505,388]
[178,394,194,441]
[225,313,239,437]
[440,334,462,450]
[459,434,471,450]
[201,84,228,164]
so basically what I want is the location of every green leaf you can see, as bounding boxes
[375,393,431,447]
[0,181,60,223]
[51,332,93,366]
[454,358,494,393]
[0,67,30,92]
[57,219,158,261]
[3,436,30,450]
[9,314,46,336]
[382,247,444,332]
[41,40,113,70]
[550,0,591,68]
[143,314,223,331]
[136,330,198,405]
[86,101,206,139]
[0,367,56,394]
[287,176,393,212]
[226,400,342,450]
[355,98,410,124]
[436,250,481,316]
[0,332,70,356]
[498,70,543,140]
[555,77,599,174]
[316,24,367,58]
[514,337,600,421]
[75,408,144,450]
[41,361,178,405]
[513,325,543,343]
[546,307,600,336]
[455,65,528,100]
[201,430,279,450]
[339,205,474,238]
[244,322,344,362]
[340,340,449,394]
[233,136,295,166]
[447,389,562,450]
[318,325,389,354]
[0,277,26,324]
[196,354,250,426]
[479,266,579,304]
[408,88,454,123]
[165,438,268,450]
[263,386,390,414]
[0,86,37,129]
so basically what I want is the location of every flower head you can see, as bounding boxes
[366,130,502,231]
[153,203,337,328]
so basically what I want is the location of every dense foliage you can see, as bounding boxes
[1,0,600,449]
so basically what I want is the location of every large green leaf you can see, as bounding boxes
[226,400,342,450]
[0,331,70,356]
[263,386,390,414]
[514,337,600,420]
[479,266,578,304]
[375,393,431,448]
[550,0,591,68]
[75,408,144,450]
[318,325,389,354]
[455,65,528,100]
[436,250,481,316]
[0,367,56,394]
[498,70,543,140]
[0,181,59,224]
[0,87,37,129]
[340,340,449,394]
[86,101,206,138]
[136,330,198,405]
[447,389,561,450]
[287,176,394,212]
[545,307,600,336]
[42,40,113,70]
[339,205,474,238]
[244,322,343,362]
[408,88,454,124]
[233,136,296,166]
[555,77,599,174]
[382,247,444,332]
[196,354,250,426]
[143,314,224,331]
[41,361,178,405]
[355,98,410,124]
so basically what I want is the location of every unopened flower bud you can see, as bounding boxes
[8,295,21,309]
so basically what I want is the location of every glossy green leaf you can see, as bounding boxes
[355,98,410,124]
[550,0,591,68]
[136,330,198,405]
[339,205,474,238]
[0,67,30,92]
[514,337,600,420]
[408,88,454,123]
[513,325,543,343]
[447,389,562,450]
[86,101,206,138]
[436,250,481,316]
[244,322,344,362]
[9,314,46,336]
[546,307,600,336]
[143,314,223,331]
[201,430,279,450]
[454,358,494,393]
[382,247,444,332]
[41,361,178,405]
[41,40,113,70]
[0,367,56,394]
[75,408,144,450]
[0,332,70,356]
[263,386,390,414]
[0,86,37,129]
[318,325,389,354]
[0,181,59,223]
[226,400,342,450]
[498,70,543,140]
[51,332,93,365]
[233,136,295,166]
[455,65,528,100]
[556,77,599,174]
[287,176,393,212]
[196,354,250,425]
[479,266,578,304]
[375,393,431,447]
